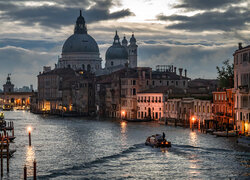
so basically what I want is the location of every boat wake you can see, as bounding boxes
[37,143,145,179]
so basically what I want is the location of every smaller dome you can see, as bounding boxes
[106,45,128,60]
[106,31,128,60]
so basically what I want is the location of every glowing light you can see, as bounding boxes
[192,116,196,122]
[121,121,127,127]
[27,126,32,133]
[245,123,248,132]
[121,110,126,116]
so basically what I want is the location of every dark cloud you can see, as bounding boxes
[0,39,62,50]
[157,6,250,31]
[0,0,134,28]
[0,46,57,87]
[138,44,236,79]
[173,0,244,10]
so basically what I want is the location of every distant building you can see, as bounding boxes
[233,43,250,134]
[152,65,190,89]
[0,74,33,109]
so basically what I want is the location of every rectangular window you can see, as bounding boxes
[159,97,161,102]
[133,80,136,85]
[195,105,197,113]
[243,53,248,62]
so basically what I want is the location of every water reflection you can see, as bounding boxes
[188,158,201,176]
[189,131,197,146]
[120,121,127,146]
[25,146,35,176]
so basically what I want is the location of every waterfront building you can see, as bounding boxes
[165,98,212,128]
[37,67,95,115]
[96,67,152,119]
[233,43,250,134]
[137,86,185,121]
[137,89,166,120]
[212,89,235,130]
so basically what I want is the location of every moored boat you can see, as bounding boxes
[145,134,171,148]
[237,136,250,148]
[213,130,237,137]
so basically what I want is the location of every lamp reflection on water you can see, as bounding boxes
[120,121,127,146]
[25,146,35,176]
[190,131,197,146]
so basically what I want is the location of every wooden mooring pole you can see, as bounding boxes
[24,165,27,180]
[7,138,9,173]
[1,138,3,177]
[33,160,37,180]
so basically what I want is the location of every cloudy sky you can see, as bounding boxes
[0,0,249,88]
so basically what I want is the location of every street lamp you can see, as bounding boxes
[27,126,32,146]
[121,110,125,120]
[192,116,195,131]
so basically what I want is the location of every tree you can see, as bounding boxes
[216,60,234,88]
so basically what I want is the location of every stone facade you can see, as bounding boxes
[212,89,235,130]
[96,67,152,119]
[233,43,250,134]
[137,92,166,120]
[37,67,95,115]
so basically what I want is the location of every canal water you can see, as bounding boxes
[3,111,250,179]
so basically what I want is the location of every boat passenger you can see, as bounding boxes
[0,112,4,120]
[162,132,165,140]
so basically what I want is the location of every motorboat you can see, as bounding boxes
[145,134,171,148]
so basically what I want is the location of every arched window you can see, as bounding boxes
[82,64,85,70]
[111,61,114,66]
[87,64,91,72]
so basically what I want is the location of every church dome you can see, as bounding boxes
[62,10,99,54]
[62,34,99,53]
[105,31,128,60]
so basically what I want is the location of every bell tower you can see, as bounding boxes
[128,33,138,68]
[3,74,14,93]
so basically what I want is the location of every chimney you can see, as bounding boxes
[238,42,242,50]
[174,67,176,74]
[43,66,51,73]
[184,69,187,78]
[179,68,183,78]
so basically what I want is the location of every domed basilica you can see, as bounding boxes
[57,11,137,74]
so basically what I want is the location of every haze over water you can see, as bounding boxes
[4,111,250,179]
